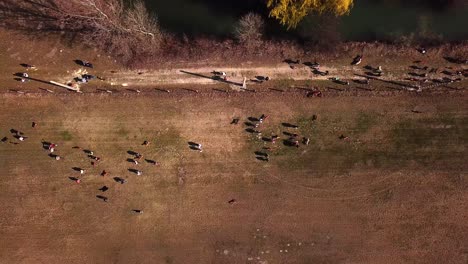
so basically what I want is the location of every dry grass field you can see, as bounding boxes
[0,93,466,264]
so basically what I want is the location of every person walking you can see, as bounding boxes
[293,140,300,148]
[49,143,56,152]
[271,135,279,144]
[259,114,268,123]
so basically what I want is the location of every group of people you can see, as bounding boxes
[1,125,38,145]
[286,51,466,93]
[240,114,311,162]
[2,122,161,214]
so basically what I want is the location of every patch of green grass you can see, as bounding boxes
[116,127,129,137]
[273,113,468,176]
[354,111,378,133]
[153,127,185,151]
[296,116,316,132]
[274,78,295,89]
[387,115,467,167]
[391,116,466,151]
[60,130,73,141]
[242,105,467,178]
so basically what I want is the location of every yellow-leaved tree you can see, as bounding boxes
[267,0,354,29]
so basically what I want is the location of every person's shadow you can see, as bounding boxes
[83,149,93,155]
[180,70,243,86]
[127,150,138,155]
[96,195,108,202]
[128,168,139,174]
[98,186,109,192]
[113,177,124,183]
[282,123,298,128]
[256,156,268,161]
[41,141,51,150]
[74,60,93,68]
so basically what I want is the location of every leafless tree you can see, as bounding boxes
[0,0,162,64]
[234,13,264,48]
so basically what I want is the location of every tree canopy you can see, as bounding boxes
[267,0,354,29]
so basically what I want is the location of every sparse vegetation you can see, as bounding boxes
[60,130,73,141]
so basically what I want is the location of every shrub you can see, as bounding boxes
[234,13,264,48]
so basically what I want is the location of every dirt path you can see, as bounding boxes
[0,29,466,93]
[102,65,341,85]
[45,62,464,95]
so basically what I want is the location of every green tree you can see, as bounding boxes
[267,0,354,29]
